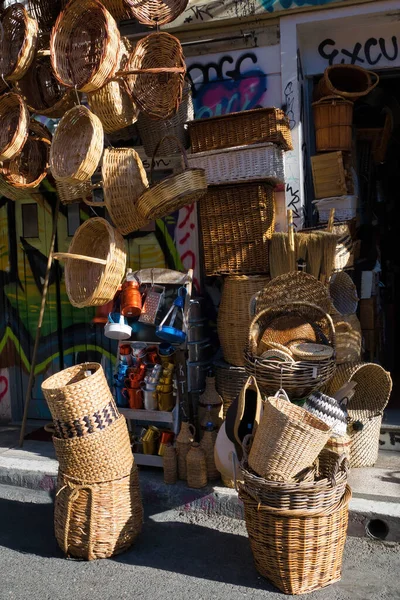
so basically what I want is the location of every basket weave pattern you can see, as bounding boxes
[214,360,248,418]
[0,92,30,161]
[186,443,208,488]
[0,4,38,82]
[56,178,93,205]
[126,0,188,25]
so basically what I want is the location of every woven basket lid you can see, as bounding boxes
[330,271,359,315]
[290,342,334,362]
[260,349,295,363]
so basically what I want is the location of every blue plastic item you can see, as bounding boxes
[156,287,187,344]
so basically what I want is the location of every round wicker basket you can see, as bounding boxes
[0,4,38,83]
[25,0,65,34]
[0,92,30,161]
[55,177,94,206]
[125,0,188,26]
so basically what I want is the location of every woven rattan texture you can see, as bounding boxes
[214,360,248,418]
[163,445,177,484]
[0,174,33,201]
[332,314,361,364]
[200,431,219,480]
[199,183,275,276]
[26,0,66,33]
[186,443,208,488]
[53,399,120,439]
[348,415,382,468]
[239,485,351,594]
[126,0,188,25]
[330,271,358,315]
[126,32,185,120]
[102,147,149,234]
[187,107,293,154]
[325,434,351,460]
[50,0,120,93]
[50,105,104,183]
[60,217,126,308]
[0,93,29,161]
[0,4,38,82]
[55,178,93,205]
[312,96,353,152]
[176,422,195,480]
[54,464,143,560]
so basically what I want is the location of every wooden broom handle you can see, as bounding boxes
[327,208,335,232]
[52,252,107,265]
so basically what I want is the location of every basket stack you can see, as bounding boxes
[42,363,143,560]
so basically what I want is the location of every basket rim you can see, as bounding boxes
[185,106,287,127]
[41,361,102,392]
[187,141,278,158]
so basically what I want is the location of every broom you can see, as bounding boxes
[269,233,291,278]
[306,232,323,279]
[319,231,339,284]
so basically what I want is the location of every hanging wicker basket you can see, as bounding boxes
[125,0,188,26]
[50,105,104,183]
[0,92,30,161]
[137,135,207,221]
[50,0,120,93]
[0,4,38,83]
[55,177,94,205]
[26,0,65,34]
[315,65,379,101]
[0,173,34,201]
[52,217,126,308]
[125,32,186,121]
[98,0,133,19]
[312,96,353,152]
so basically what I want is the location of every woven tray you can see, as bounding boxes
[186,143,284,186]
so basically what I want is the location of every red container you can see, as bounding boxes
[121,280,142,318]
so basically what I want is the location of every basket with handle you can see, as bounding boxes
[50,0,120,93]
[239,483,351,595]
[53,217,126,308]
[50,105,104,183]
[55,177,94,206]
[315,65,379,101]
[0,4,38,84]
[244,302,336,398]
[125,0,188,26]
[136,135,207,221]
[125,32,186,121]
[0,92,30,161]
[248,389,332,481]
[312,96,353,152]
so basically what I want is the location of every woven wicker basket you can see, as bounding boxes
[125,32,186,121]
[187,443,208,488]
[325,434,351,460]
[53,217,126,308]
[199,183,275,276]
[0,92,30,161]
[332,314,361,364]
[54,465,143,560]
[330,271,358,315]
[137,135,207,221]
[187,107,293,154]
[316,65,379,101]
[0,4,38,83]
[218,275,270,367]
[245,302,336,398]
[163,445,177,484]
[50,106,104,183]
[312,96,353,152]
[0,173,34,201]
[126,0,188,25]
[176,422,195,480]
[50,0,120,93]
[200,431,219,480]
[137,81,193,157]
[1,120,51,189]
[99,0,132,19]
[26,0,65,33]
[55,178,94,206]
[239,484,351,595]
[214,360,248,418]
[187,143,285,186]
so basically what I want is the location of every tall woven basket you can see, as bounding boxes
[186,443,208,489]
[214,360,248,418]
[312,96,353,152]
[326,362,392,467]
[239,485,351,595]
[218,275,270,366]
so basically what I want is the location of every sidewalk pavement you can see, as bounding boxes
[1,424,399,542]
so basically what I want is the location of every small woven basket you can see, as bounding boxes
[54,464,143,560]
[316,65,379,101]
[248,390,332,481]
[199,183,275,276]
[200,431,219,481]
[187,443,208,489]
[176,422,195,480]
[214,360,248,418]
[55,178,93,206]
[1,120,51,189]
[330,271,359,315]
[50,0,120,93]
[53,217,126,308]
[0,92,30,161]
[50,105,104,183]
[218,275,270,367]
[187,107,293,154]
[163,445,177,484]
[126,0,188,25]
[125,32,186,121]
[137,135,207,221]
[312,96,353,152]
[0,4,38,83]
[239,484,351,595]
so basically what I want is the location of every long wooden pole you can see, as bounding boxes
[19,196,60,447]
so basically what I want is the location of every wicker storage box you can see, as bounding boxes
[239,484,351,595]
[187,107,293,154]
[54,465,143,560]
[312,96,353,152]
[314,195,358,222]
[187,143,284,186]
[214,360,248,418]
[199,183,275,276]
[311,152,354,200]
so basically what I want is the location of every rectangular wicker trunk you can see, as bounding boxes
[187,108,293,154]
[199,183,275,276]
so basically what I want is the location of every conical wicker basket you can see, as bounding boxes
[0,92,30,161]
[200,431,219,481]
[176,422,195,480]
[239,484,351,595]
[126,0,188,25]
[163,444,177,484]
[54,464,143,560]
[50,0,120,93]
[187,443,208,488]
[50,105,104,183]
[52,217,126,308]
[0,4,38,83]
[218,275,270,367]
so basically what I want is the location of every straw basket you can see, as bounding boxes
[137,135,207,221]
[137,81,193,157]
[0,174,34,201]
[50,0,120,93]
[326,362,392,468]
[244,302,336,398]
[50,106,104,183]
[248,390,332,481]
[54,464,143,560]
[125,32,186,120]
[89,148,149,235]
[0,120,51,189]
[176,422,195,480]
[187,107,293,154]
[325,434,351,460]
[26,0,65,33]
[214,360,248,418]
[163,445,177,484]
[55,178,93,205]
[14,53,76,119]
[126,0,188,25]
[0,93,30,161]
[316,65,379,101]
[199,183,275,276]
[187,443,208,488]
[99,0,132,19]
[312,96,353,152]
[53,217,126,308]
[239,484,351,595]
[330,271,358,315]
[332,314,361,364]
[0,4,38,83]
[218,275,270,367]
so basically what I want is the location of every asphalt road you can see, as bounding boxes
[0,484,399,600]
